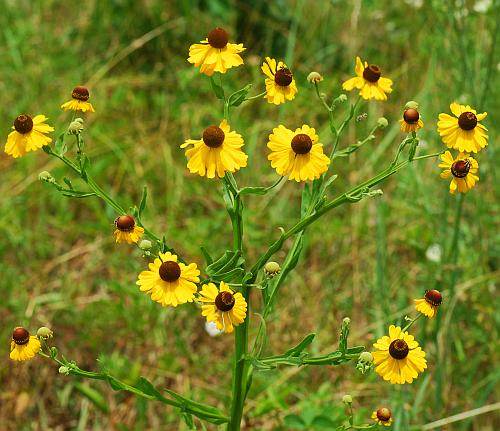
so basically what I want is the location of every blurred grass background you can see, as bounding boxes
[0,0,498,430]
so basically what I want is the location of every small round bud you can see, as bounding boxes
[37,327,54,339]
[342,317,351,325]
[377,117,388,129]
[68,118,84,135]
[264,261,281,278]
[404,100,419,110]
[38,171,55,183]
[337,94,347,103]
[139,239,152,250]
[58,366,71,375]
[307,71,323,83]
[359,351,373,364]
[342,394,353,404]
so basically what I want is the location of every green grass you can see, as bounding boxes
[1,0,499,430]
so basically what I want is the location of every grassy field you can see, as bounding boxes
[1,0,499,430]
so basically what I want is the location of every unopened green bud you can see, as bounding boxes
[356,351,374,374]
[264,261,281,278]
[139,239,152,250]
[337,94,347,103]
[58,366,70,375]
[67,118,84,135]
[377,117,388,129]
[342,317,351,325]
[307,71,323,83]
[37,326,53,339]
[342,394,353,404]
[38,171,55,184]
[405,100,419,110]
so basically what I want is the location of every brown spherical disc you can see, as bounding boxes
[403,108,420,124]
[274,68,293,86]
[203,126,225,148]
[291,134,313,154]
[159,261,181,282]
[115,215,135,232]
[215,291,235,311]
[389,339,409,359]
[451,160,471,178]
[362,64,381,82]
[14,114,34,134]
[207,28,229,49]
[376,407,392,422]
[72,86,90,101]
[458,112,477,130]
[12,327,30,345]
[425,289,442,306]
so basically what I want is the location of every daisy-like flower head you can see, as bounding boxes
[61,86,95,113]
[437,103,488,153]
[187,27,245,76]
[137,252,200,307]
[181,120,248,178]
[415,289,442,318]
[439,151,479,194]
[4,114,54,158]
[342,56,393,101]
[114,215,145,244]
[261,57,298,105]
[400,108,424,133]
[10,327,41,361]
[267,124,330,182]
[371,407,393,427]
[199,281,247,333]
[372,325,427,384]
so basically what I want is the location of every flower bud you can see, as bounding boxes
[139,239,152,250]
[342,317,351,325]
[37,327,53,340]
[264,261,281,278]
[356,351,374,374]
[377,117,388,129]
[342,394,353,404]
[307,71,323,83]
[38,171,56,184]
[58,366,70,375]
[67,118,84,135]
[404,100,419,110]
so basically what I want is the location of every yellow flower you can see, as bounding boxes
[188,27,245,76]
[61,86,95,113]
[342,56,393,101]
[114,215,145,244]
[10,327,41,361]
[415,289,442,318]
[371,408,393,427]
[372,325,427,384]
[437,103,487,153]
[137,252,200,307]
[198,281,247,334]
[400,108,424,133]
[267,124,330,182]
[439,151,479,194]
[261,57,298,105]
[4,114,54,158]
[181,120,248,178]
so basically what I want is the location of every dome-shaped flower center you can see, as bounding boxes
[203,126,225,148]
[451,159,471,178]
[291,133,313,155]
[72,86,90,101]
[424,289,442,306]
[159,261,181,282]
[389,339,409,359]
[12,327,30,345]
[14,114,33,134]
[403,108,420,124]
[376,407,392,422]
[207,27,229,49]
[274,68,293,87]
[363,64,381,82]
[458,111,477,130]
[215,291,235,311]
[115,215,136,232]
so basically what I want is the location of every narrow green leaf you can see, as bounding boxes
[210,76,225,100]
[74,382,109,413]
[200,246,213,266]
[284,333,316,357]
[228,84,252,107]
[55,132,67,156]
[138,186,148,216]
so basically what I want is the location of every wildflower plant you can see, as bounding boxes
[5,25,491,430]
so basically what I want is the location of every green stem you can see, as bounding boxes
[244,91,266,101]
[330,96,361,159]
